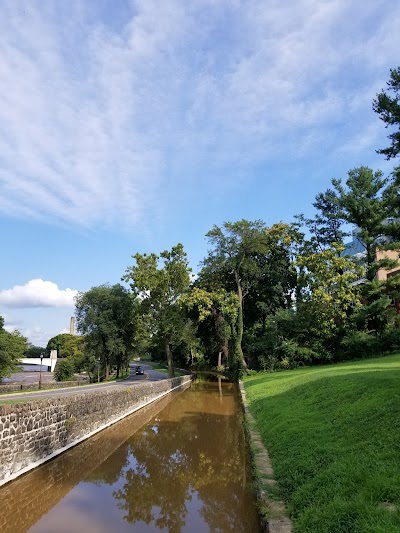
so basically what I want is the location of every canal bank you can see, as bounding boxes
[0,376,191,486]
[0,378,261,532]
[239,381,292,533]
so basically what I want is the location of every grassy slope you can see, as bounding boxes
[243,354,400,533]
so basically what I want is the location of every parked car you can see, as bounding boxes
[135,366,144,375]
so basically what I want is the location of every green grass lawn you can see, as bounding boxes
[243,354,400,533]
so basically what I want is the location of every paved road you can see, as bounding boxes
[0,364,169,402]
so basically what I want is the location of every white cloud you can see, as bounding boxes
[0,0,399,228]
[0,279,78,308]
[21,326,47,346]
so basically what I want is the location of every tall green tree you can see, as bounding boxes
[123,244,191,377]
[297,188,347,254]
[332,166,392,281]
[181,287,239,369]
[46,333,82,358]
[332,166,400,334]
[297,244,363,340]
[75,284,136,379]
[373,67,400,159]
[201,220,269,371]
[0,316,28,379]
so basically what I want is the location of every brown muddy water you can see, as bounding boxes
[0,380,261,532]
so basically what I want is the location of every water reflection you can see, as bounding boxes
[96,381,259,532]
[1,381,260,533]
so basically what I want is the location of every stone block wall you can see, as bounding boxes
[0,378,90,394]
[0,376,190,485]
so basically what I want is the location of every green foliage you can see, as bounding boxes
[0,317,28,379]
[181,287,239,369]
[373,66,400,159]
[296,188,347,252]
[54,357,75,381]
[297,243,362,338]
[379,328,400,353]
[69,351,88,373]
[123,244,192,377]
[46,333,82,358]
[243,354,400,532]
[201,220,299,372]
[332,166,395,280]
[338,330,379,360]
[24,344,46,358]
[274,340,321,368]
[75,284,136,379]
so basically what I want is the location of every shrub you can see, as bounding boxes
[275,340,320,368]
[69,352,87,373]
[339,331,379,360]
[379,328,400,353]
[54,358,75,381]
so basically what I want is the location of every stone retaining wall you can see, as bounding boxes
[0,376,191,486]
[0,379,90,394]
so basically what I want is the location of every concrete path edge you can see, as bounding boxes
[239,380,293,533]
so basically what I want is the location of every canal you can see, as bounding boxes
[0,379,261,532]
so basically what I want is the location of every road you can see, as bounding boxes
[0,364,169,401]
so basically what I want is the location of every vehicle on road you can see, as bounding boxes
[135,366,144,375]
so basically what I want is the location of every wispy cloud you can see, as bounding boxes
[0,279,77,308]
[0,0,399,228]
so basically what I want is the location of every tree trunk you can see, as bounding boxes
[235,272,248,371]
[165,343,175,378]
[366,242,375,281]
[222,336,229,366]
[217,351,222,368]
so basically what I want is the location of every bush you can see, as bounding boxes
[69,352,87,373]
[54,358,75,381]
[338,331,379,360]
[274,339,321,369]
[379,328,400,353]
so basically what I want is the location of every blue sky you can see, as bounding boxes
[1,0,400,346]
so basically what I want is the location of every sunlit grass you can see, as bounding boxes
[243,353,400,533]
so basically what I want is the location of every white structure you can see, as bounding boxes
[20,350,58,372]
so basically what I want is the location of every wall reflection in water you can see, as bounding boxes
[1,381,260,533]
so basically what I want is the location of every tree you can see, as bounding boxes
[201,220,300,372]
[24,344,46,358]
[75,284,136,379]
[46,333,81,358]
[0,316,28,380]
[332,166,392,281]
[54,358,75,382]
[373,67,400,159]
[181,287,239,369]
[201,220,270,371]
[123,244,191,377]
[297,244,363,340]
[296,188,347,254]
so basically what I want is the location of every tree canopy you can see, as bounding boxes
[123,244,191,377]
[373,67,400,159]
[0,317,28,380]
[75,284,136,379]
[34,66,400,376]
